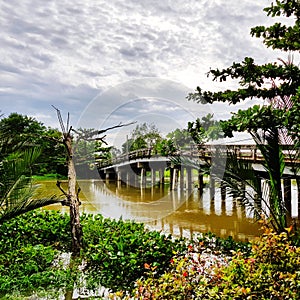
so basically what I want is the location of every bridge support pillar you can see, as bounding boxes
[180,168,184,189]
[186,167,193,190]
[209,176,215,200]
[198,172,204,192]
[140,168,146,187]
[159,169,164,187]
[171,168,178,190]
[170,168,174,190]
[221,182,226,201]
[117,170,122,182]
[283,178,292,216]
[151,169,156,186]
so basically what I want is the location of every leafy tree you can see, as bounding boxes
[153,138,177,156]
[0,123,61,224]
[122,123,162,153]
[0,113,67,176]
[166,128,192,148]
[187,114,223,146]
[187,1,300,232]
[0,113,46,158]
[36,127,67,176]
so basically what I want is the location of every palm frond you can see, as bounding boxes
[252,127,287,230]
[0,196,62,224]
[0,148,42,205]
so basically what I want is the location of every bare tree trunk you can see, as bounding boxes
[52,105,134,256]
[65,134,83,256]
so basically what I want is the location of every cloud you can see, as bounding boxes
[0,0,296,139]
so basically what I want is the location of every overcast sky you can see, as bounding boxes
[0,0,295,146]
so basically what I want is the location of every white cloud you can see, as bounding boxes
[0,0,297,141]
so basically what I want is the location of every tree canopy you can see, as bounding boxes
[187,1,300,140]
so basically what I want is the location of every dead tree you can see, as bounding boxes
[52,106,134,256]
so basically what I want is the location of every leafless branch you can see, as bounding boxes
[56,181,68,197]
[77,121,136,140]
[52,105,66,135]
[67,112,70,133]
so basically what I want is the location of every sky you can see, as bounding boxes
[0,0,295,147]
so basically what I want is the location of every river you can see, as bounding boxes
[37,179,268,241]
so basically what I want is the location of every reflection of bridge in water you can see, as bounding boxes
[97,144,300,217]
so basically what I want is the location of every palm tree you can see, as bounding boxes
[0,125,61,224]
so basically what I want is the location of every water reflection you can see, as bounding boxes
[41,180,263,241]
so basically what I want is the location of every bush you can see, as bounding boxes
[0,210,74,297]
[0,244,73,297]
[201,226,300,299]
[0,209,72,253]
[130,226,300,299]
[81,214,186,292]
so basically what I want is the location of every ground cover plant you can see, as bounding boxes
[0,209,186,298]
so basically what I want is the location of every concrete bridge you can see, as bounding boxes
[96,144,300,220]
[98,144,299,192]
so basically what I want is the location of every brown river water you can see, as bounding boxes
[37,179,268,241]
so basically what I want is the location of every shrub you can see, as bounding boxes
[129,227,300,299]
[0,209,72,253]
[0,244,73,296]
[81,214,186,292]
[197,226,300,299]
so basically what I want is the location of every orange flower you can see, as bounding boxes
[144,263,151,269]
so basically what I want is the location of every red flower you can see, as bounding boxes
[182,271,188,277]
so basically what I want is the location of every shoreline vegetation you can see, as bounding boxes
[0,209,299,299]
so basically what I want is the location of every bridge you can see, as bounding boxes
[97,144,300,216]
[97,144,299,192]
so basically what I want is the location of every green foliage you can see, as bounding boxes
[0,210,72,252]
[250,0,300,51]
[187,57,300,105]
[81,213,186,292]
[129,227,300,300]
[166,128,192,148]
[187,114,222,145]
[122,123,162,153]
[0,113,46,157]
[0,146,62,224]
[0,210,74,297]
[0,113,67,176]
[199,227,300,299]
[187,0,300,235]
[194,232,251,256]
[0,244,72,297]
[153,138,177,156]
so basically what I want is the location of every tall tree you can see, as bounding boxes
[188,0,300,232]
[122,122,162,153]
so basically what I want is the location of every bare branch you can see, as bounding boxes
[76,121,136,140]
[66,112,70,133]
[52,105,66,135]
[56,180,68,197]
